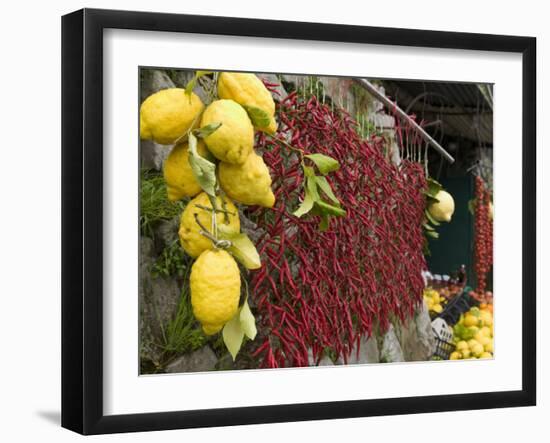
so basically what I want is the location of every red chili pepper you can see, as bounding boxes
[248,88,429,367]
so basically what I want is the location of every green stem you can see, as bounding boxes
[194,203,236,217]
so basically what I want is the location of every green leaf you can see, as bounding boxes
[185,70,212,96]
[293,190,315,217]
[293,172,319,218]
[193,122,222,138]
[222,314,244,361]
[426,230,439,239]
[424,209,441,226]
[314,176,340,205]
[303,166,316,178]
[306,174,320,201]
[425,193,440,203]
[426,177,443,197]
[315,200,346,217]
[188,132,217,196]
[242,105,271,128]
[239,299,257,340]
[221,232,262,270]
[319,213,330,231]
[305,153,340,175]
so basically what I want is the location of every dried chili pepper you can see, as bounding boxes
[248,86,428,368]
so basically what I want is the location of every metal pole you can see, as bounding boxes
[352,78,455,164]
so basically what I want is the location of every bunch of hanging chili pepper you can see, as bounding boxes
[474,175,493,292]
[246,87,428,368]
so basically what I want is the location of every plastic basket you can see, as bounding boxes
[431,318,455,360]
[433,336,456,360]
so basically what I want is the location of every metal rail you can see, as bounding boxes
[352,78,455,164]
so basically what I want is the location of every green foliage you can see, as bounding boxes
[219,232,261,270]
[304,153,340,175]
[151,241,188,279]
[188,132,217,197]
[293,163,346,230]
[242,105,271,127]
[140,170,185,237]
[185,70,213,96]
[193,122,222,139]
[163,279,208,355]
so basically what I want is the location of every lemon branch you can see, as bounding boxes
[194,203,236,217]
[193,213,232,249]
[270,135,305,166]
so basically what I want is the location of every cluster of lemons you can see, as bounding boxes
[423,288,447,314]
[140,72,277,337]
[450,305,494,360]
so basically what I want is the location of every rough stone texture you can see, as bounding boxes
[257,73,288,101]
[307,348,336,367]
[318,356,335,366]
[139,236,182,366]
[165,69,194,88]
[140,69,175,103]
[392,301,435,362]
[239,210,265,244]
[319,76,357,116]
[379,324,405,363]
[141,140,173,171]
[281,73,309,91]
[344,336,380,365]
[167,69,210,103]
[154,216,180,252]
[165,346,218,373]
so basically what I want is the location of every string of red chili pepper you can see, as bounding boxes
[248,86,429,368]
[474,175,493,292]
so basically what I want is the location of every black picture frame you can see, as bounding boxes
[62,8,536,435]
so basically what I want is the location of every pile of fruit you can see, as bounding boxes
[450,304,494,360]
[140,72,280,359]
[423,287,448,315]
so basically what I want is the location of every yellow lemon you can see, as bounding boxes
[179,192,240,258]
[478,336,491,348]
[200,99,254,165]
[190,249,241,335]
[461,349,471,359]
[484,339,494,353]
[449,351,461,360]
[428,190,455,222]
[471,343,485,357]
[140,88,204,145]
[479,352,493,359]
[463,314,479,328]
[218,72,278,134]
[432,303,443,314]
[480,326,492,338]
[480,310,493,327]
[456,341,469,352]
[219,152,275,208]
[163,140,208,201]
